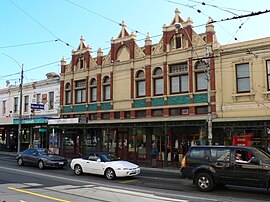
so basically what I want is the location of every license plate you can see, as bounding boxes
[59,162,64,165]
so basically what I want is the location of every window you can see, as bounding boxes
[103,76,110,101]
[36,93,41,104]
[75,80,86,103]
[195,106,208,114]
[24,95,29,112]
[153,67,163,95]
[190,148,206,159]
[152,109,163,117]
[65,83,71,105]
[114,112,120,119]
[49,92,54,110]
[124,111,131,119]
[14,97,18,113]
[267,60,270,90]
[236,63,250,93]
[170,34,182,50]
[210,148,230,162]
[90,113,97,120]
[102,112,110,120]
[169,63,189,94]
[170,108,180,116]
[195,61,207,91]
[2,101,6,114]
[89,78,97,102]
[135,70,145,97]
[136,110,146,118]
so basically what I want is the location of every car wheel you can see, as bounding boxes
[74,164,83,175]
[38,160,45,169]
[105,168,115,180]
[195,172,214,192]
[17,158,24,166]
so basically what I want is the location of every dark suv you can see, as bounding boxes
[180,146,270,192]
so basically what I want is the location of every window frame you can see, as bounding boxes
[169,62,189,94]
[267,60,270,91]
[89,78,97,102]
[24,95,29,112]
[49,91,54,110]
[236,63,250,93]
[194,61,208,92]
[135,70,146,98]
[103,76,111,101]
[74,80,86,104]
[65,83,71,105]
[153,67,164,96]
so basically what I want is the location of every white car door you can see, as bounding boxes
[78,158,92,173]
[88,155,105,175]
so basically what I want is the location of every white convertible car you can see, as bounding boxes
[70,152,141,180]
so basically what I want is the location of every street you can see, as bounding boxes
[0,153,269,202]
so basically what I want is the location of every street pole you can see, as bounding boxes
[18,65,24,152]
[206,46,212,145]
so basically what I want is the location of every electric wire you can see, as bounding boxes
[0,40,59,49]
[64,0,147,37]
[8,0,74,49]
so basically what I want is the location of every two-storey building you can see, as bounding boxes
[0,73,61,152]
[56,9,218,167]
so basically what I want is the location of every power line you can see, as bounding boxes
[8,0,74,49]
[64,0,147,37]
[0,39,59,49]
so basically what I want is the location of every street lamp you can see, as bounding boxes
[0,53,24,152]
[174,23,212,145]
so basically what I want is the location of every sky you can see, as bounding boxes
[0,0,269,88]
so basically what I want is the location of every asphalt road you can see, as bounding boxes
[0,153,269,202]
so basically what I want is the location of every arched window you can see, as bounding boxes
[135,70,145,97]
[195,61,207,91]
[89,78,97,102]
[170,34,183,50]
[65,82,71,104]
[153,67,164,96]
[103,76,111,101]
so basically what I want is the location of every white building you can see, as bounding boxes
[0,72,61,151]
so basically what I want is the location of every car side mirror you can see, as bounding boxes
[97,158,101,162]
[250,157,260,165]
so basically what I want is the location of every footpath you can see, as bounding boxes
[0,151,179,174]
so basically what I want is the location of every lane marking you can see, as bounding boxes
[8,187,71,202]
[0,166,217,201]
[119,179,138,184]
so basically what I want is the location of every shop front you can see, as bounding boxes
[213,118,270,154]
[50,118,206,168]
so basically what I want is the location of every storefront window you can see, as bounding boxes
[49,129,60,154]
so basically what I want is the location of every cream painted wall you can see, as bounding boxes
[215,37,270,118]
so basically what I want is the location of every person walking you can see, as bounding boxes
[151,143,158,167]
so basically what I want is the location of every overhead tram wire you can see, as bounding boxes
[0,39,61,49]
[8,0,74,49]
[64,0,147,37]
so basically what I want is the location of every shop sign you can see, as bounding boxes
[13,117,48,124]
[232,135,252,146]
[48,118,79,125]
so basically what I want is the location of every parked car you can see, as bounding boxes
[16,148,67,169]
[180,146,270,192]
[70,152,140,180]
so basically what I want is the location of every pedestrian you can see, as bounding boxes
[151,143,158,167]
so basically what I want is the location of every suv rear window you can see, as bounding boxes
[190,148,206,159]
[210,148,230,162]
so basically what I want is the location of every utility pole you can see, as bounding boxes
[18,64,24,152]
[206,46,212,145]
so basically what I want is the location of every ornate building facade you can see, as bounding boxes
[56,9,217,167]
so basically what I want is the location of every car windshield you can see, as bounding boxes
[100,154,119,162]
[37,149,50,155]
[251,147,270,162]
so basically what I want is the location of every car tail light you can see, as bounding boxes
[181,155,186,168]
